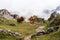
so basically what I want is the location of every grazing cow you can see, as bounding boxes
[29,16,35,24]
[17,16,24,23]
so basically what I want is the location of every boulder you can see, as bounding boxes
[9,23,16,26]
[9,32,15,36]
[4,30,11,33]
[35,30,45,36]
[31,34,36,38]
[0,29,3,32]
[14,32,20,36]
[46,26,59,34]
[53,26,59,31]
[36,26,45,32]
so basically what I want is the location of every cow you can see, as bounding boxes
[17,16,24,23]
[29,16,35,24]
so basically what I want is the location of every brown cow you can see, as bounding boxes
[17,16,24,23]
[29,16,35,24]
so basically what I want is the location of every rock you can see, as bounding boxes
[9,23,16,26]
[9,33,13,35]
[4,30,11,33]
[14,32,20,36]
[4,30,15,36]
[53,26,59,31]
[36,26,45,32]
[0,9,14,20]
[0,29,21,38]
[19,37,24,40]
[8,31,15,36]
[46,26,59,34]
[46,28,54,34]
[35,31,45,36]
[24,35,31,40]
[0,29,3,32]
[31,34,36,38]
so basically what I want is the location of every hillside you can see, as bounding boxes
[32,30,60,40]
[0,32,20,40]
[32,11,60,40]
[0,9,59,40]
[0,18,42,40]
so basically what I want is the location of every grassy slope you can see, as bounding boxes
[0,20,41,40]
[0,32,20,40]
[0,18,47,40]
[32,29,60,40]
[0,19,60,40]
[0,20,41,36]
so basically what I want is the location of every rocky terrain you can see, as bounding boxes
[0,9,18,20]
[0,9,59,40]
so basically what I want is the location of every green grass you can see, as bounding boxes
[0,19,45,40]
[0,20,41,40]
[0,32,20,40]
[0,19,60,40]
[32,29,60,40]
[0,20,41,36]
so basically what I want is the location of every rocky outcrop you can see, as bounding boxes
[0,29,21,37]
[0,9,18,20]
[31,26,59,38]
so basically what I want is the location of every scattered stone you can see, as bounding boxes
[24,35,31,40]
[4,30,11,33]
[46,26,59,34]
[9,23,16,26]
[31,34,36,38]
[35,30,45,36]
[1,29,21,37]
[9,32,15,36]
[0,29,3,32]
[36,26,45,32]
[14,32,20,36]
[19,37,24,40]
[53,26,59,31]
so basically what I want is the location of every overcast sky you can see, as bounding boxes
[0,0,60,19]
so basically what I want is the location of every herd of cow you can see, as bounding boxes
[16,16,36,24]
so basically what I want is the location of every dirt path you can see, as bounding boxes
[23,26,45,40]
[36,26,45,32]
[24,35,32,40]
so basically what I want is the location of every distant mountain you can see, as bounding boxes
[44,5,60,14]
[56,5,60,11]
[0,9,18,20]
[43,9,50,14]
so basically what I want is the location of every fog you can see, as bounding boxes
[0,0,60,20]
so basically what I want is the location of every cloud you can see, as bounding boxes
[43,9,50,14]
[0,0,60,20]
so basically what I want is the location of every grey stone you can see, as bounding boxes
[46,26,59,34]
[4,30,11,33]
[14,32,20,36]
[9,23,16,26]
[0,29,3,32]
